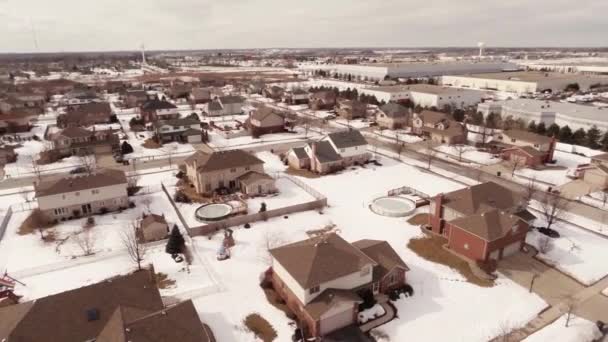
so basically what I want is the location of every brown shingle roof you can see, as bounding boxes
[250,106,284,122]
[352,240,409,281]
[442,182,524,216]
[270,233,376,288]
[56,126,92,139]
[327,130,368,149]
[419,110,449,125]
[304,289,362,319]
[448,209,525,241]
[35,169,128,197]
[236,171,273,185]
[184,150,264,173]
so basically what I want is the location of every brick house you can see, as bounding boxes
[0,270,215,342]
[246,105,286,137]
[35,169,129,222]
[47,127,119,159]
[58,102,113,128]
[140,99,179,123]
[309,91,337,110]
[493,129,556,167]
[263,85,285,101]
[428,182,535,263]
[411,110,466,145]
[336,99,367,120]
[376,103,409,130]
[0,111,37,133]
[0,94,46,115]
[184,150,275,196]
[269,233,408,338]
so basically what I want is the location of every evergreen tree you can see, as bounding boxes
[600,131,608,151]
[536,122,547,135]
[572,128,587,146]
[485,113,501,129]
[471,112,484,125]
[121,141,134,155]
[453,109,465,122]
[586,126,601,149]
[528,121,537,132]
[165,224,185,255]
[558,125,573,143]
[547,123,560,137]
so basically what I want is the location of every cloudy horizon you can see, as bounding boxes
[1,0,607,53]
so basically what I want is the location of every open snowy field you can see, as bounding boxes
[523,314,602,342]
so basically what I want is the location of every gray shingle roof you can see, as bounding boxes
[327,130,368,149]
[380,103,408,118]
[35,169,127,197]
[185,150,264,173]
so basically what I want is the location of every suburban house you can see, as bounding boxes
[428,182,535,263]
[287,130,371,174]
[247,80,266,95]
[62,89,99,107]
[247,105,286,137]
[58,102,113,128]
[336,99,367,120]
[0,270,215,342]
[35,169,129,222]
[263,85,285,101]
[376,103,409,129]
[189,87,212,104]
[184,150,276,196]
[168,84,192,99]
[0,94,46,115]
[140,213,169,242]
[206,95,245,116]
[124,90,151,107]
[309,91,338,110]
[283,88,310,105]
[269,233,409,338]
[0,111,37,133]
[140,99,179,123]
[0,146,17,166]
[580,153,608,189]
[46,127,119,160]
[411,110,466,144]
[153,118,202,143]
[493,129,556,167]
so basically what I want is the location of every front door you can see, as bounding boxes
[229,180,236,189]
[372,282,380,295]
[82,203,92,215]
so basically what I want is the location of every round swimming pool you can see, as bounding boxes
[195,203,233,222]
[370,197,416,217]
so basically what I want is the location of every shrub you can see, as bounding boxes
[357,289,376,311]
[99,207,108,215]
[174,190,191,203]
[243,313,277,342]
[244,223,251,229]
[128,202,136,209]
[259,202,267,213]
[86,216,95,226]
[175,170,184,179]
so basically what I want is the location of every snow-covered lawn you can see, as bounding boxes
[122,131,195,161]
[523,314,602,342]
[4,140,88,178]
[376,129,423,144]
[335,118,371,129]
[515,167,571,187]
[189,153,546,342]
[435,145,501,165]
[208,127,321,150]
[554,150,591,168]
[526,218,608,285]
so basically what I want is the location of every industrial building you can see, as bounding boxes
[477,98,608,131]
[441,71,604,95]
[301,62,517,82]
[362,84,486,108]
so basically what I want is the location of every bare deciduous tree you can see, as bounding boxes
[508,158,523,177]
[78,154,97,175]
[538,192,569,231]
[163,145,177,168]
[425,141,437,170]
[258,231,285,266]
[30,156,42,181]
[525,178,539,202]
[453,144,468,162]
[601,190,608,208]
[537,235,554,254]
[73,229,96,256]
[561,294,577,327]
[122,221,147,271]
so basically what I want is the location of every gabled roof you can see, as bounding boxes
[269,233,376,288]
[448,209,525,242]
[236,171,273,185]
[352,240,409,281]
[311,91,337,102]
[141,99,177,111]
[56,126,93,139]
[380,103,408,118]
[251,106,284,122]
[327,130,368,149]
[70,102,112,115]
[35,169,128,197]
[153,118,200,129]
[311,141,342,163]
[0,270,164,342]
[442,182,524,216]
[190,87,211,100]
[291,147,309,159]
[185,150,264,173]
[591,153,608,163]
[219,95,245,104]
[304,289,362,319]
[208,99,223,111]
[504,145,545,157]
[502,129,553,144]
[418,110,449,125]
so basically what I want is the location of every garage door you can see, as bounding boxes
[320,308,354,336]
[502,242,522,258]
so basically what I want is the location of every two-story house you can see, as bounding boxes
[411,110,466,145]
[0,111,37,134]
[35,169,129,222]
[124,90,152,108]
[263,85,285,101]
[283,88,309,105]
[336,99,367,120]
[428,182,535,263]
[140,99,179,123]
[493,129,556,167]
[324,130,371,166]
[269,233,409,338]
[48,127,119,159]
[57,102,113,128]
[206,95,245,117]
[376,102,409,130]
[309,91,337,111]
[247,105,286,137]
[0,94,46,115]
[184,150,275,196]
[153,118,202,143]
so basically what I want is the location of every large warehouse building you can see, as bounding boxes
[477,99,608,131]
[301,62,518,82]
[362,84,486,108]
[441,71,605,95]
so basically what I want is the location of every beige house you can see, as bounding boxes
[376,103,409,129]
[184,150,274,196]
[247,106,285,137]
[35,169,129,223]
[237,171,277,195]
[412,110,466,144]
[140,214,169,242]
[582,153,608,189]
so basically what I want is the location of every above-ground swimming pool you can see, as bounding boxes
[370,196,416,217]
[195,203,234,222]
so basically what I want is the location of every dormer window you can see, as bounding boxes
[309,285,320,294]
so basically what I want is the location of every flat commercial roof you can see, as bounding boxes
[492,98,608,121]
[367,84,483,95]
[452,71,597,83]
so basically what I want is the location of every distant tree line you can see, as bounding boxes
[307,86,385,106]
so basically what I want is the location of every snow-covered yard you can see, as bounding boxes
[514,150,592,187]
[523,314,602,342]
[207,126,321,151]
[436,145,501,165]
[527,218,608,285]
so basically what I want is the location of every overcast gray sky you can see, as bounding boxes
[1,0,607,52]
